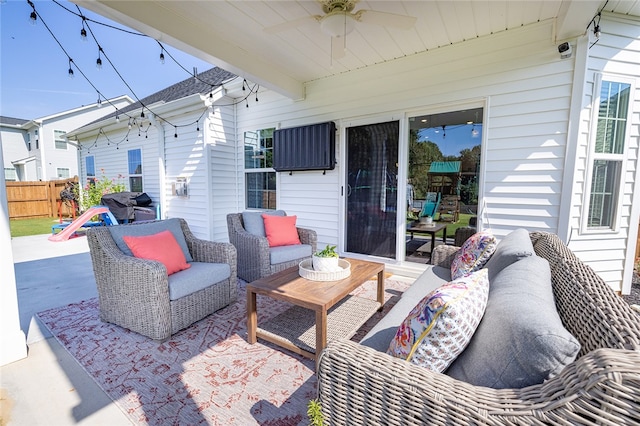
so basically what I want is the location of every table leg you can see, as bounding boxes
[431,231,436,255]
[442,226,447,244]
[315,309,327,359]
[377,268,385,307]
[247,290,257,344]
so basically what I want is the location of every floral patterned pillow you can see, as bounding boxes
[387,269,489,372]
[450,230,497,280]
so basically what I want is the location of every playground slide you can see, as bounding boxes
[48,206,115,242]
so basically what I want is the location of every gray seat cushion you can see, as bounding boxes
[242,210,286,237]
[109,218,193,262]
[446,255,581,388]
[168,262,231,300]
[269,244,312,265]
[482,228,534,282]
[360,266,450,352]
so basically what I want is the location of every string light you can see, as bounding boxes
[159,48,165,64]
[29,10,37,25]
[96,46,103,69]
[29,0,258,151]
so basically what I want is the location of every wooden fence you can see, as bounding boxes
[6,177,78,220]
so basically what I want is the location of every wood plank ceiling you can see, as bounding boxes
[75,1,639,99]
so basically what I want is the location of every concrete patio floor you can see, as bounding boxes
[1,234,131,425]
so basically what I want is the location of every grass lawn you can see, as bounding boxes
[10,217,60,237]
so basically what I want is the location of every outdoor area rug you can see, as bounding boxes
[37,276,412,425]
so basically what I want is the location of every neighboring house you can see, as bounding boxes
[0,95,133,181]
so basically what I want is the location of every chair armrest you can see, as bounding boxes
[317,340,640,425]
[430,244,460,267]
[297,226,318,253]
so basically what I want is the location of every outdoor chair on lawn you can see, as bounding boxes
[227,211,317,282]
[87,218,237,340]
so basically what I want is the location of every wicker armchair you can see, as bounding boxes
[87,218,237,340]
[317,231,640,425]
[227,212,317,282]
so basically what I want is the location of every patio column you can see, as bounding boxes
[0,148,27,366]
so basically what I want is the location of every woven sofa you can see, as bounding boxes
[317,231,640,425]
[87,218,237,340]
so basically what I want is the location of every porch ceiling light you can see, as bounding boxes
[320,11,356,38]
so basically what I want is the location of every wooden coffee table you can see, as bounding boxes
[246,258,385,361]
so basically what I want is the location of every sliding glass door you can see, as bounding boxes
[345,121,399,258]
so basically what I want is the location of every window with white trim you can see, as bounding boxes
[244,128,276,209]
[85,156,96,184]
[57,168,70,178]
[5,168,17,181]
[54,130,67,149]
[27,133,31,151]
[128,148,143,192]
[585,76,633,231]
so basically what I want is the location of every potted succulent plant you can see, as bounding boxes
[313,244,340,272]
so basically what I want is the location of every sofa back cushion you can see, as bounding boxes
[242,210,286,237]
[109,218,193,262]
[445,255,581,388]
[482,228,534,282]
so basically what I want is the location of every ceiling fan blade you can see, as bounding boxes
[331,36,346,59]
[263,15,320,34]
[356,10,417,29]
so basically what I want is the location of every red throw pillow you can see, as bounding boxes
[123,230,191,275]
[262,214,301,247]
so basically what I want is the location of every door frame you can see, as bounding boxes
[338,98,489,270]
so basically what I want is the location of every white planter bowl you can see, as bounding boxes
[312,255,340,272]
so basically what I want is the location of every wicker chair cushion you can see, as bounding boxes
[109,218,193,262]
[123,230,191,275]
[269,244,313,265]
[167,262,231,300]
[262,214,301,247]
[450,231,497,280]
[360,268,448,351]
[483,228,534,282]
[387,269,489,372]
[242,210,286,237]
[446,255,581,388]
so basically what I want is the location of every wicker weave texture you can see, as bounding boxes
[317,232,640,425]
[226,213,317,282]
[87,219,237,340]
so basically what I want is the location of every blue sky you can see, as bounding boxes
[418,124,482,157]
[0,0,213,119]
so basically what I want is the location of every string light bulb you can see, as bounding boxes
[159,49,165,64]
[140,109,145,119]
[29,10,37,25]
[97,95,102,108]
[80,27,87,41]
[96,47,103,69]
[594,24,601,38]
[68,59,74,78]
[174,126,178,138]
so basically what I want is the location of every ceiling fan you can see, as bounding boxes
[264,0,417,59]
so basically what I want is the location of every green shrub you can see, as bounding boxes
[74,170,126,212]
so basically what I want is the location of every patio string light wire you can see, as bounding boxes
[26,0,262,150]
